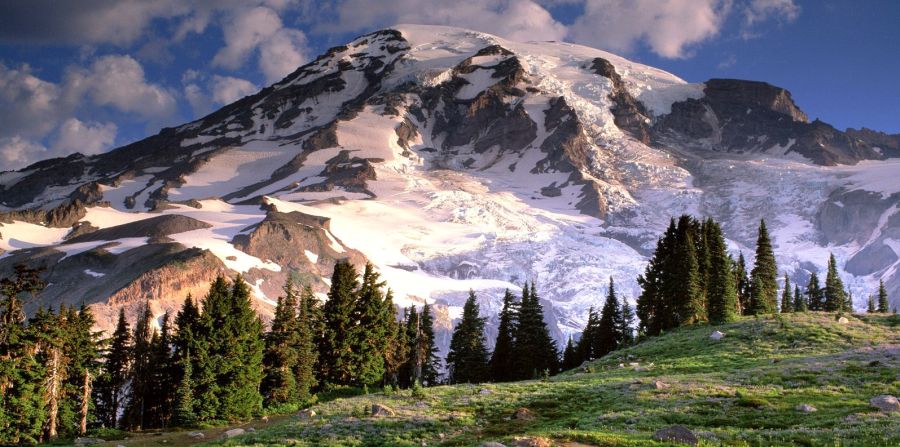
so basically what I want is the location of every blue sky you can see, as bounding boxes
[1,0,897,170]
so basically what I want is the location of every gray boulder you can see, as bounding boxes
[298,408,316,419]
[187,432,205,439]
[796,404,817,412]
[710,331,725,341]
[74,438,104,446]
[222,428,245,438]
[870,395,900,412]
[371,403,396,417]
[652,425,699,446]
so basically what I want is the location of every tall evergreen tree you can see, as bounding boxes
[172,295,201,425]
[781,275,793,313]
[594,277,622,358]
[123,302,154,430]
[734,253,751,315]
[63,304,101,436]
[637,219,680,335]
[706,220,738,324]
[618,297,636,347]
[824,253,847,312]
[794,284,807,312]
[397,306,418,388]
[262,279,302,406]
[575,307,598,362]
[446,290,489,384]
[512,283,558,379]
[748,219,779,314]
[806,273,825,311]
[151,311,175,428]
[94,308,131,428]
[418,304,441,386]
[173,350,195,427]
[352,263,393,386]
[294,285,320,400]
[219,276,265,419]
[672,216,706,325]
[319,261,359,386]
[867,295,877,313]
[561,337,578,371]
[489,289,517,382]
[877,279,890,313]
[29,306,67,441]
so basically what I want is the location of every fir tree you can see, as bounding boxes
[748,219,778,314]
[734,253,751,315]
[218,276,265,419]
[672,216,705,325]
[561,337,578,371]
[123,302,154,430]
[151,311,175,428]
[824,253,847,312]
[384,306,410,388]
[637,219,678,335]
[618,297,636,347]
[489,289,517,382]
[575,307,598,362]
[173,350,195,427]
[446,290,489,384]
[94,308,131,428]
[172,295,201,425]
[418,304,441,386]
[351,263,392,386]
[192,277,230,421]
[781,275,793,313]
[319,261,359,386]
[877,279,889,313]
[867,295,877,313]
[294,285,320,400]
[397,306,418,388]
[706,220,738,324]
[806,273,825,311]
[262,279,302,406]
[594,277,621,358]
[512,283,558,379]
[794,284,807,312]
[29,306,67,441]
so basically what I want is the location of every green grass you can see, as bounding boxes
[103,312,900,447]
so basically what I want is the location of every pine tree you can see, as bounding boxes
[384,306,410,388]
[262,279,301,406]
[295,285,320,400]
[748,219,778,314]
[192,277,230,421]
[30,306,68,441]
[489,289,517,382]
[123,302,154,430]
[94,308,131,428]
[575,307,598,362]
[561,337,578,371]
[734,253,751,315]
[806,273,825,311]
[637,219,678,335]
[794,284,807,312]
[877,279,889,313]
[173,350,195,427]
[706,220,738,324]
[595,277,621,358]
[618,297,636,347]
[512,283,558,379]
[824,253,847,312]
[867,295,877,313]
[59,304,101,436]
[781,274,793,313]
[173,295,201,425]
[319,261,359,386]
[446,290,489,384]
[218,276,265,419]
[418,304,441,386]
[351,263,392,386]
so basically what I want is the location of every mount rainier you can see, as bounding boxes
[1,25,898,351]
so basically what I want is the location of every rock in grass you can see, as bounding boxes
[514,407,536,421]
[298,408,316,419]
[796,404,817,412]
[371,403,396,417]
[870,395,900,412]
[837,316,850,324]
[710,331,725,341]
[653,380,669,390]
[479,443,508,447]
[479,388,493,395]
[652,425,699,446]
[511,437,552,447]
[246,427,255,432]
[222,428,245,438]
[187,432,205,439]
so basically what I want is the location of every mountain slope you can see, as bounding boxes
[1,25,898,343]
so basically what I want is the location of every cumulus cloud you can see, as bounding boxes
[0,137,48,169]
[741,0,800,38]
[184,73,258,117]
[64,55,178,120]
[212,75,258,104]
[0,64,64,140]
[52,118,117,155]
[318,0,567,42]
[569,0,731,59]
[259,28,310,83]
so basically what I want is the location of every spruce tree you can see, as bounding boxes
[706,220,738,324]
[877,279,889,313]
[512,283,558,378]
[806,273,825,311]
[192,277,230,421]
[575,307,598,362]
[384,306,409,388]
[489,289,517,382]
[219,276,265,419]
[173,350,195,427]
[561,337,578,371]
[319,261,359,386]
[418,304,441,386]
[637,219,678,335]
[29,306,68,441]
[734,253,751,315]
[63,304,101,436]
[794,284,807,312]
[172,295,201,424]
[262,279,301,406]
[123,302,154,430]
[595,277,621,358]
[781,275,793,313]
[749,219,779,314]
[867,295,877,313]
[294,285,320,400]
[824,254,847,312]
[618,297,636,347]
[151,311,175,428]
[397,306,418,388]
[446,290,489,384]
[94,308,131,428]
[352,263,392,386]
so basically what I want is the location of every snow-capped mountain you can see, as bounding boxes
[2,25,899,348]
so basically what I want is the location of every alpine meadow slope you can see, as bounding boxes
[1,25,899,350]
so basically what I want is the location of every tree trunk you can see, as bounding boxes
[80,370,92,435]
[44,347,62,440]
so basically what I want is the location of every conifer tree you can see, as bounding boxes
[512,283,558,378]
[489,289,517,382]
[878,279,890,313]
[94,308,131,428]
[294,285,320,400]
[418,304,441,386]
[734,253,751,315]
[60,304,101,436]
[262,279,301,406]
[123,302,154,430]
[637,219,678,335]
[173,350,195,427]
[319,261,359,386]
[29,306,67,441]
[806,273,825,311]
[748,219,778,314]
[594,277,622,358]
[397,306,418,388]
[151,311,175,428]
[867,295,877,313]
[618,297,636,347]
[824,253,847,312]
[384,307,410,388]
[575,307,598,362]
[446,290,489,384]
[172,295,201,424]
[352,263,392,386]
[706,220,738,324]
[781,275,793,313]
[672,216,706,325]
[192,277,230,421]
[218,276,265,419]
[561,337,578,371]
[794,285,807,312]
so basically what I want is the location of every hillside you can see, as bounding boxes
[93,312,898,447]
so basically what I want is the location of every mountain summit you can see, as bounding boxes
[1,25,898,344]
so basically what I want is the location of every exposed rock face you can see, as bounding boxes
[591,57,652,144]
[846,127,900,158]
[66,214,212,243]
[654,79,882,165]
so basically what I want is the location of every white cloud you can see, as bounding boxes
[742,0,800,38]
[65,55,178,120]
[259,28,309,83]
[0,136,48,169]
[319,0,567,42]
[183,73,258,118]
[0,64,64,140]
[570,0,732,59]
[212,75,258,104]
[52,118,117,155]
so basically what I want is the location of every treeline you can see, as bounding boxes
[0,261,441,444]
[561,277,636,369]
